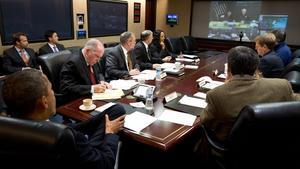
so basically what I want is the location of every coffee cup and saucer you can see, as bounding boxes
[79,98,96,111]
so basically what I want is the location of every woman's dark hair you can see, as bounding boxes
[228,46,259,76]
[151,29,165,50]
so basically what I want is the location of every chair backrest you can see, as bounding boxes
[281,58,300,76]
[0,116,76,168]
[227,101,300,169]
[102,47,113,80]
[0,55,3,75]
[165,37,184,54]
[38,50,72,93]
[292,49,300,59]
[181,36,198,51]
[66,46,81,54]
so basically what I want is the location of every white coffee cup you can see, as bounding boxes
[175,62,181,70]
[83,98,93,108]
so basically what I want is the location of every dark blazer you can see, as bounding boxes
[133,41,162,70]
[3,47,38,75]
[106,44,140,80]
[149,43,173,61]
[39,43,66,55]
[68,104,125,169]
[60,51,105,100]
[259,50,284,78]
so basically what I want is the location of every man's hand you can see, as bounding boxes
[105,114,125,134]
[129,69,140,76]
[162,56,172,62]
[93,84,106,93]
[152,64,161,69]
[100,81,112,89]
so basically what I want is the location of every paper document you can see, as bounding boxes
[201,81,224,90]
[218,73,226,79]
[132,70,156,80]
[184,65,198,69]
[158,109,196,126]
[176,58,194,63]
[179,95,207,108]
[92,89,124,100]
[95,102,116,112]
[129,102,145,108]
[160,63,175,69]
[124,111,157,132]
[183,54,198,59]
[193,92,207,99]
[110,80,138,90]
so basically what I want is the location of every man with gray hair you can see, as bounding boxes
[106,31,140,80]
[133,30,161,70]
[60,38,111,100]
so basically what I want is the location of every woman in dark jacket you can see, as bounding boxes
[149,30,173,63]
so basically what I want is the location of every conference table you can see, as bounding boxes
[57,51,227,152]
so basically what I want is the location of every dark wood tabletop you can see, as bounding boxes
[57,52,227,151]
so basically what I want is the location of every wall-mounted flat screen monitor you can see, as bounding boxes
[258,15,288,31]
[0,0,73,45]
[166,14,178,25]
[88,0,128,37]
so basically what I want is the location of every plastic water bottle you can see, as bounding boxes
[145,88,154,111]
[156,66,161,81]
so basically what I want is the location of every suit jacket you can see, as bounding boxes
[259,50,284,78]
[60,51,105,100]
[106,44,140,80]
[39,43,66,56]
[149,43,173,61]
[2,47,38,74]
[274,42,292,66]
[133,41,162,70]
[201,75,300,142]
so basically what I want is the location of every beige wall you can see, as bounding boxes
[0,0,146,54]
[156,0,191,38]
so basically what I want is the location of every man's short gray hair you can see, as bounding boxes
[84,38,103,50]
[120,32,133,44]
[141,30,152,41]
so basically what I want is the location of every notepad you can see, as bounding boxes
[158,109,196,126]
[124,111,157,132]
[179,95,207,108]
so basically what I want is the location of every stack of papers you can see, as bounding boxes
[160,63,175,69]
[184,65,199,69]
[92,89,124,100]
[176,58,194,63]
[132,70,156,80]
[201,81,224,90]
[110,79,138,90]
[158,109,196,126]
[182,54,198,59]
[179,95,207,108]
[124,111,157,132]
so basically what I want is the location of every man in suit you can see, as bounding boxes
[133,30,161,71]
[201,46,300,143]
[106,32,140,80]
[271,29,292,66]
[255,33,284,78]
[39,30,66,55]
[60,39,111,101]
[2,32,38,75]
[2,69,126,169]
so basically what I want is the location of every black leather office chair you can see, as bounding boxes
[37,50,72,106]
[281,58,300,76]
[165,37,184,55]
[292,49,300,60]
[181,36,202,55]
[202,101,300,169]
[66,46,81,54]
[0,116,77,168]
[0,55,3,75]
[283,70,300,93]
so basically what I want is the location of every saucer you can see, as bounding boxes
[79,104,96,111]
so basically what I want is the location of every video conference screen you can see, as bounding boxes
[0,0,73,45]
[208,1,288,41]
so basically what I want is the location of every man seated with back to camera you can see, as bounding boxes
[133,30,161,71]
[198,46,300,156]
[60,39,112,101]
[255,33,284,78]
[105,31,140,80]
[2,69,126,169]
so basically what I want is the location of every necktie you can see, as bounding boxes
[127,51,133,71]
[20,49,29,66]
[146,48,151,61]
[88,65,96,85]
[53,46,59,53]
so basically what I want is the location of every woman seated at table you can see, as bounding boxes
[149,30,173,63]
